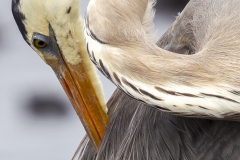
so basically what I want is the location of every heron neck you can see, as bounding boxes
[86,0,240,120]
[100,43,240,120]
[90,23,240,120]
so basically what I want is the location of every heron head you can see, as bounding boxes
[12,0,82,65]
[12,0,108,150]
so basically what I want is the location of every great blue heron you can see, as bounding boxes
[12,0,240,159]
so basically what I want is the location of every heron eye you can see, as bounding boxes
[34,39,47,48]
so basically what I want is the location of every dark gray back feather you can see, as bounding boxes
[76,89,240,160]
[75,1,240,159]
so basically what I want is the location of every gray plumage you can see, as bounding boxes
[75,1,240,157]
[85,0,240,119]
[11,0,240,159]
[77,89,240,160]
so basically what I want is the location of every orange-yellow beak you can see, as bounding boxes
[42,26,109,150]
[56,60,108,150]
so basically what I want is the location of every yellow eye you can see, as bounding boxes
[34,39,47,48]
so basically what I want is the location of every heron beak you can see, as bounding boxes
[42,25,108,150]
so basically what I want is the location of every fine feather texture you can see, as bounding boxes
[75,1,240,158]
[12,0,107,113]
[76,89,240,160]
[19,0,82,64]
[142,0,156,41]
[86,0,240,119]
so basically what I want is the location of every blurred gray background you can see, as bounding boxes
[0,0,188,159]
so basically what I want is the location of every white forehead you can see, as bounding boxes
[19,0,82,65]
[20,0,79,35]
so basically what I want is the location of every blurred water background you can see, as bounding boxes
[0,0,188,159]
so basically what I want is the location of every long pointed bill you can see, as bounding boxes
[43,25,109,150]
